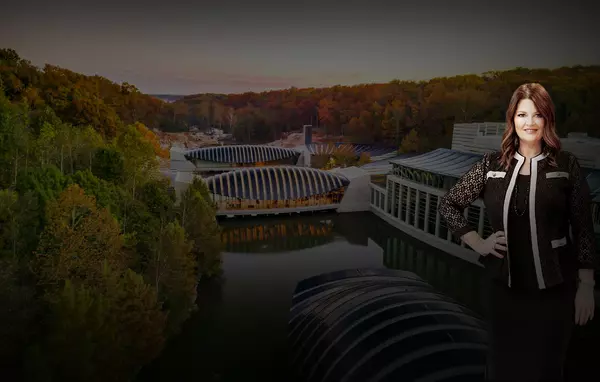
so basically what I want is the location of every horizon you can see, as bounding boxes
[1,0,599,94]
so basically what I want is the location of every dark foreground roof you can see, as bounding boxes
[288,268,487,382]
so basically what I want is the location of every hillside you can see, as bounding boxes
[0,48,222,381]
[170,66,600,152]
[0,48,190,135]
[4,48,599,154]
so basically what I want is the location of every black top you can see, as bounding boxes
[439,150,597,289]
[507,174,539,290]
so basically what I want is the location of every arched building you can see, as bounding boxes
[205,166,353,215]
[182,145,302,176]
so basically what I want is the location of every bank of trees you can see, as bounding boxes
[0,49,222,381]
[175,66,600,151]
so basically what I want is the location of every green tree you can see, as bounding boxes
[115,124,158,200]
[67,169,128,220]
[15,165,68,227]
[92,147,125,183]
[0,89,31,188]
[0,189,41,259]
[32,266,167,382]
[33,184,127,289]
[147,221,196,333]
[179,179,222,279]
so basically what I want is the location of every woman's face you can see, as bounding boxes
[513,98,545,146]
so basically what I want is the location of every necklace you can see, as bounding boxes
[513,178,529,216]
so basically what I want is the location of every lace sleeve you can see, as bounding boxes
[439,152,489,239]
[567,153,598,269]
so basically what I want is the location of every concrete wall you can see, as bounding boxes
[331,167,372,213]
[170,147,196,173]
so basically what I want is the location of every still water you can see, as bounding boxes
[138,212,597,382]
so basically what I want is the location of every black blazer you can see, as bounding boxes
[439,149,598,289]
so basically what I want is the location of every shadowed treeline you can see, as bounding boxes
[0,49,223,381]
[175,66,600,151]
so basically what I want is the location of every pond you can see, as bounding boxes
[137,211,598,382]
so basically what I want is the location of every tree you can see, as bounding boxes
[146,221,196,333]
[33,184,127,289]
[179,179,222,279]
[357,152,371,166]
[92,147,125,183]
[0,89,31,188]
[67,169,128,220]
[399,129,420,153]
[133,122,169,158]
[0,189,41,259]
[115,124,158,200]
[32,266,167,382]
[332,146,358,168]
[15,165,68,224]
[73,126,104,172]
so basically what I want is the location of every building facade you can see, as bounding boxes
[184,145,302,176]
[370,124,600,264]
[451,122,600,170]
[204,166,354,216]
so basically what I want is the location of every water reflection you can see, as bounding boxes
[137,212,597,382]
[375,235,486,317]
[220,217,337,253]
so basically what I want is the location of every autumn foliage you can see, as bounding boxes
[0,49,222,380]
[174,67,600,151]
[134,121,170,158]
[33,184,126,288]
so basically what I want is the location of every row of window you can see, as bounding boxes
[371,182,493,245]
[214,190,347,211]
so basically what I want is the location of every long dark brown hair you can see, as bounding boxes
[500,83,561,170]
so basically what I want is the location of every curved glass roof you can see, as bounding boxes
[390,148,483,178]
[307,143,397,158]
[205,166,350,200]
[185,145,299,164]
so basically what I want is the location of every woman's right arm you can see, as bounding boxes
[439,152,493,254]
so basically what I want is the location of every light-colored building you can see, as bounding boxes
[451,122,600,170]
[370,123,600,265]
[203,165,372,217]
[369,149,488,266]
[183,145,302,175]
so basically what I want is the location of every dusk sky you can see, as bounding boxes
[1,0,599,95]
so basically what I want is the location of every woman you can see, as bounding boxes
[439,83,597,382]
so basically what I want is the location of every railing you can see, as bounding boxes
[372,175,600,263]
[370,175,491,265]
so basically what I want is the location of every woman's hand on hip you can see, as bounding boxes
[476,231,506,258]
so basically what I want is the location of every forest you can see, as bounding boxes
[0,48,222,381]
[172,66,600,152]
[2,48,600,381]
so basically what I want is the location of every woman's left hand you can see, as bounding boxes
[575,283,595,325]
